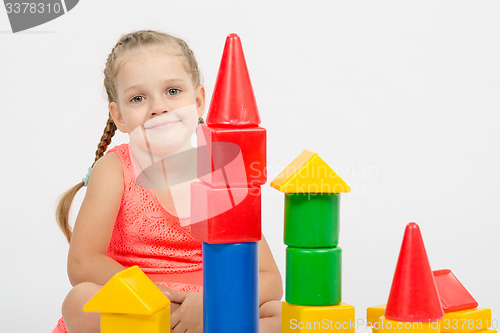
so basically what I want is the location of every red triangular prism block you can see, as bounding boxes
[385,223,444,322]
[206,33,261,127]
[433,269,478,313]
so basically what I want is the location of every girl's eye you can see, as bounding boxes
[167,88,180,96]
[131,96,145,103]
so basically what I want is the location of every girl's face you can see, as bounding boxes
[110,45,205,156]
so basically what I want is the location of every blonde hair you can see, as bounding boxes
[56,30,202,243]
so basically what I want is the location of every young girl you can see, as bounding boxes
[54,30,282,333]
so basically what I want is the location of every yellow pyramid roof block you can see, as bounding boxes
[83,266,170,315]
[270,150,350,193]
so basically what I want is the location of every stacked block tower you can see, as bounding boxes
[190,33,266,333]
[367,223,496,333]
[271,150,355,333]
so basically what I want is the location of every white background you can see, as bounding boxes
[1,1,499,331]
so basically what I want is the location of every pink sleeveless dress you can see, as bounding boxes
[53,144,202,333]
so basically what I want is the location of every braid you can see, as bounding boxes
[92,113,117,166]
[56,114,117,243]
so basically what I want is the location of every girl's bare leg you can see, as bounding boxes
[62,282,102,333]
[259,300,282,333]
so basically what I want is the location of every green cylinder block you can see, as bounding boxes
[285,246,342,306]
[284,193,340,248]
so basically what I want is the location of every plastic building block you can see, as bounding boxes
[385,223,444,322]
[367,304,387,327]
[271,150,350,193]
[433,269,478,313]
[286,246,341,306]
[203,242,258,332]
[196,129,247,187]
[84,266,171,333]
[190,180,248,221]
[282,302,355,333]
[441,308,492,333]
[284,193,340,247]
[197,124,266,187]
[206,33,261,126]
[83,266,170,315]
[100,308,170,333]
[379,316,440,333]
[190,181,261,243]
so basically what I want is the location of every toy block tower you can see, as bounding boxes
[271,150,355,333]
[190,33,264,333]
[83,266,171,333]
[367,225,496,333]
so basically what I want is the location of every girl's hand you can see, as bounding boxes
[155,285,176,300]
[170,291,203,333]
[155,284,182,312]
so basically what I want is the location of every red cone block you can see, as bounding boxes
[206,33,261,126]
[385,222,444,322]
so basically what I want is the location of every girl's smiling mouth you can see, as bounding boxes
[143,117,181,130]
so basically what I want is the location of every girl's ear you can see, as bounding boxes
[109,102,127,133]
[195,85,206,118]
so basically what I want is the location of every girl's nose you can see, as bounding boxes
[150,97,171,117]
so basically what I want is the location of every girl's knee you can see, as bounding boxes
[259,301,282,333]
[62,282,101,319]
[259,300,282,319]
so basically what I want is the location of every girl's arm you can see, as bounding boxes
[258,235,283,306]
[67,152,125,286]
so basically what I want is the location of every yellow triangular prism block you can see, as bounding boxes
[271,150,350,193]
[83,266,170,315]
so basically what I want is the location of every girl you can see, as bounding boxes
[54,30,282,333]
